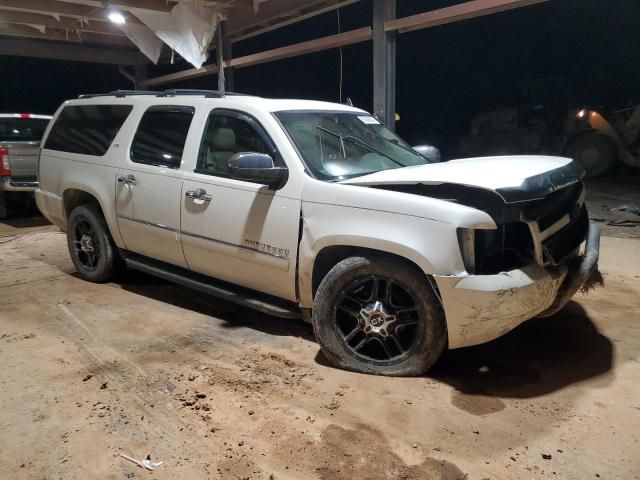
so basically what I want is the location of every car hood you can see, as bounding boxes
[340,155,585,203]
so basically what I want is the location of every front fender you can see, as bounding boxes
[297,201,463,308]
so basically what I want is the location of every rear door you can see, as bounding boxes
[115,105,194,268]
[180,109,301,301]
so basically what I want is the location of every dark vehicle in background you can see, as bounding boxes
[0,113,52,218]
[566,102,640,177]
[457,78,640,177]
[458,102,640,177]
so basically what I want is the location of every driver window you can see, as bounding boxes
[196,113,272,177]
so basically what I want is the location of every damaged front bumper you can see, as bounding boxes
[434,222,600,349]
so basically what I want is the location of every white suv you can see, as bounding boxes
[36,90,599,376]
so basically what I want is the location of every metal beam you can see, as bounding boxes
[227,0,358,43]
[385,0,548,33]
[0,0,142,24]
[0,10,125,36]
[373,0,396,130]
[141,0,547,91]
[89,0,172,12]
[0,37,143,64]
[140,27,372,87]
[0,23,134,46]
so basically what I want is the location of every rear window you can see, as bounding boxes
[0,117,50,142]
[44,105,132,156]
[130,106,194,168]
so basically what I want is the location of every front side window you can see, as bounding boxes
[45,105,132,156]
[196,111,274,177]
[131,106,194,168]
[0,117,49,142]
[275,110,426,180]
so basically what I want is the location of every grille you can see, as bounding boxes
[542,206,589,265]
[522,183,583,231]
[471,182,587,274]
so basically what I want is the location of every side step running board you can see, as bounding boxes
[124,255,301,319]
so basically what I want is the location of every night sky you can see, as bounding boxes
[1,0,638,157]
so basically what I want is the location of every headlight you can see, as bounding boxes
[457,228,476,273]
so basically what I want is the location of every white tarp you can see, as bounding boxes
[131,3,223,69]
[119,22,163,65]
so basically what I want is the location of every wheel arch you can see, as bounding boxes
[298,233,441,309]
[63,188,101,218]
[311,245,431,299]
[61,185,124,248]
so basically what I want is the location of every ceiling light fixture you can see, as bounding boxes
[108,11,126,25]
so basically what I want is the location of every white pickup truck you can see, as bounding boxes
[0,113,52,218]
[36,90,599,376]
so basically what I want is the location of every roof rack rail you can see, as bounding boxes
[161,89,248,98]
[77,89,250,100]
[162,89,222,98]
[111,90,160,97]
[78,90,160,99]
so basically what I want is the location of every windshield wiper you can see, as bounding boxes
[366,130,423,158]
[316,126,404,167]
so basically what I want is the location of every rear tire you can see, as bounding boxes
[312,255,446,376]
[67,204,123,282]
[565,133,617,177]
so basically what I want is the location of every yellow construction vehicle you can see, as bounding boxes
[566,103,640,176]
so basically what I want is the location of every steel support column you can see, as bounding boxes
[216,20,225,95]
[221,21,235,92]
[133,65,147,90]
[373,0,396,130]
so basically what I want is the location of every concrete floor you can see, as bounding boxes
[0,203,639,479]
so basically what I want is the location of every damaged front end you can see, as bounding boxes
[371,159,600,348]
[456,180,589,275]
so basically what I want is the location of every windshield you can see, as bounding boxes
[275,111,426,180]
[0,117,50,142]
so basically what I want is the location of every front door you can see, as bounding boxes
[115,105,195,268]
[180,109,301,301]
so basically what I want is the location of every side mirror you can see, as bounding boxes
[412,145,441,163]
[228,152,288,190]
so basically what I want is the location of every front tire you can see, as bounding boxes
[67,204,123,283]
[312,255,446,376]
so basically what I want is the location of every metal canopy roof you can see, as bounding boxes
[0,0,548,129]
[0,0,546,67]
[0,0,358,64]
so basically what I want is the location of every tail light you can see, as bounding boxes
[0,148,10,177]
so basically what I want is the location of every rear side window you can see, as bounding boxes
[44,105,132,156]
[130,106,194,168]
[0,118,50,142]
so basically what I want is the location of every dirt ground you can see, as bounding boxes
[1,201,639,479]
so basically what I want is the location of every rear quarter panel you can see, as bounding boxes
[37,101,143,248]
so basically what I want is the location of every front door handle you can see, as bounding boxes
[117,174,137,185]
[185,188,212,202]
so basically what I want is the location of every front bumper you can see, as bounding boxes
[434,222,600,349]
[1,176,38,192]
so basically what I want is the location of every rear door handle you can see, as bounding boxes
[117,174,137,185]
[185,188,212,202]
